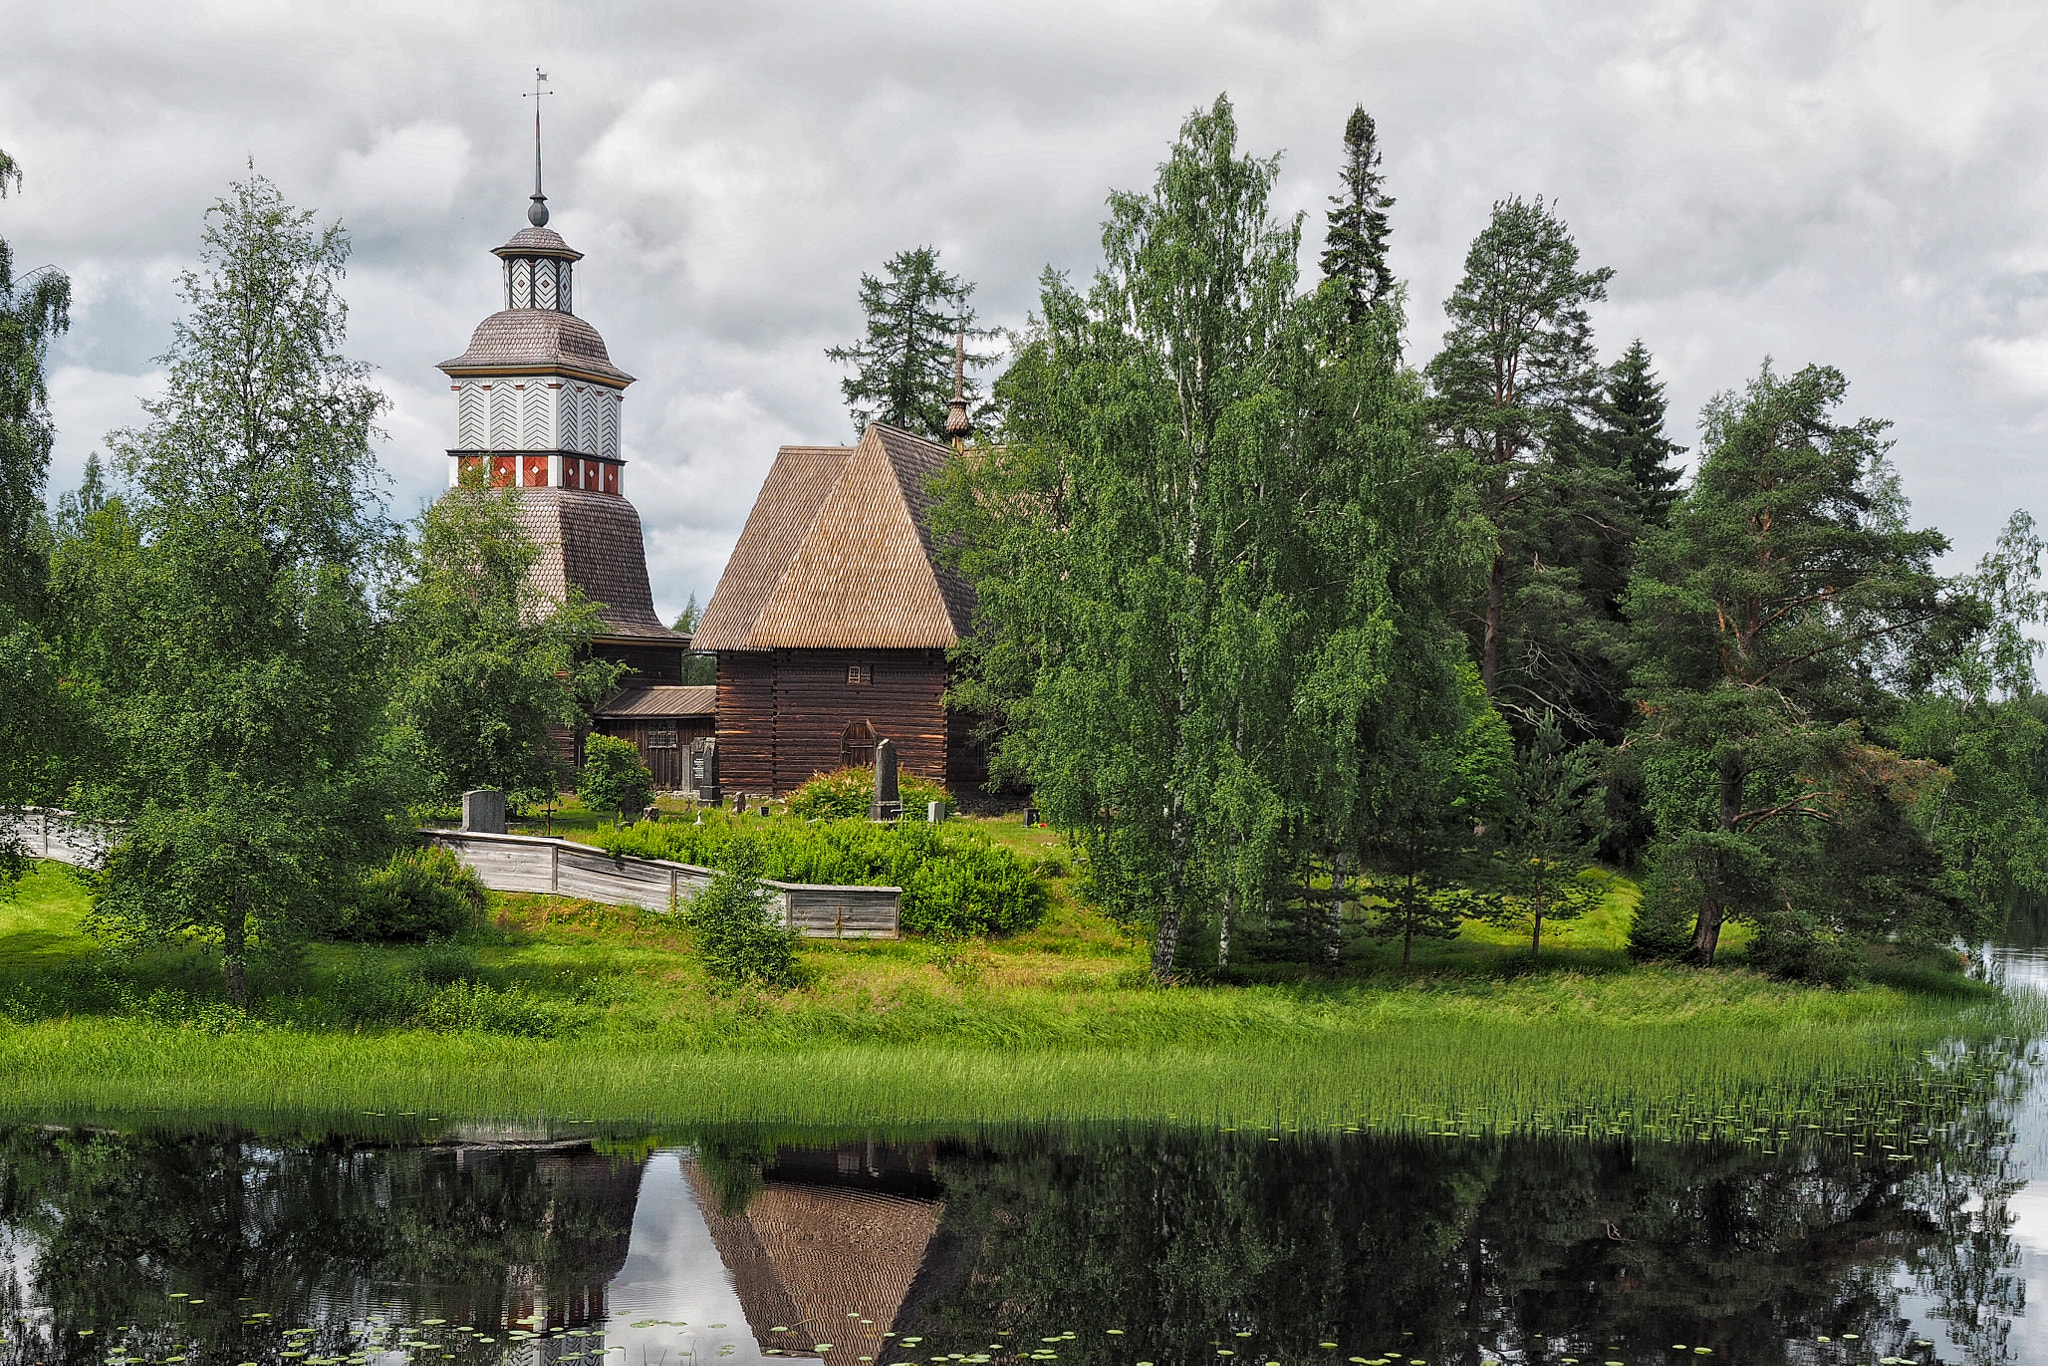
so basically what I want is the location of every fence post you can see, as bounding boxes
[551,841,560,895]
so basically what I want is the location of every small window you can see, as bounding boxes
[847,664,872,686]
[649,723,678,750]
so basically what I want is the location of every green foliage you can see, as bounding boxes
[0,143,71,621]
[600,815,1049,937]
[824,246,996,440]
[1627,360,1982,970]
[1318,104,1395,331]
[62,174,403,1006]
[0,146,72,885]
[1425,195,1623,728]
[1889,694,2048,915]
[1485,716,1609,957]
[688,836,801,990]
[331,846,487,943]
[938,93,1483,980]
[784,765,948,820]
[577,734,654,818]
[387,472,620,806]
[1591,339,1687,528]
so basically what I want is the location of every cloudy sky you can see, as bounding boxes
[4,0,2045,621]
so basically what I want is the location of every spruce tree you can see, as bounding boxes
[1592,339,1685,526]
[1319,105,1394,331]
[825,247,994,440]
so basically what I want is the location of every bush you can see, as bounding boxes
[786,765,949,820]
[333,846,487,942]
[600,815,1049,938]
[579,734,654,817]
[690,836,802,989]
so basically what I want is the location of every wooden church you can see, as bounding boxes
[432,168,714,788]
[692,422,983,796]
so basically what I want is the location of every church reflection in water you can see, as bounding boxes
[0,1119,2032,1366]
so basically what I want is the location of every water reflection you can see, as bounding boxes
[0,1104,2034,1366]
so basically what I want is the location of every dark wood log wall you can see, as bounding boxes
[717,652,778,793]
[600,642,686,683]
[717,648,955,796]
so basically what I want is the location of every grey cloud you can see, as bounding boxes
[5,0,2046,621]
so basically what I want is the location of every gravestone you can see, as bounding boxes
[689,737,720,805]
[870,738,901,821]
[461,789,507,834]
[927,800,947,824]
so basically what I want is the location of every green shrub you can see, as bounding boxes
[417,979,582,1037]
[579,734,654,818]
[333,846,486,942]
[690,836,802,989]
[414,940,483,986]
[600,815,1048,937]
[785,765,949,820]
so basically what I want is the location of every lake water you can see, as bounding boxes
[7,954,2048,1366]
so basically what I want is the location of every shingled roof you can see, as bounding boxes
[510,488,682,643]
[437,310,635,386]
[693,424,973,652]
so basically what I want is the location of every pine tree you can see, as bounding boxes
[1425,197,1625,734]
[1592,339,1685,526]
[1318,105,1394,331]
[825,247,995,441]
[1626,361,1980,965]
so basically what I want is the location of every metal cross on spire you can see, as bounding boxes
[524,67,553,226]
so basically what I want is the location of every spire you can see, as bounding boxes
[944,311,973,449]
[525,68,553,227]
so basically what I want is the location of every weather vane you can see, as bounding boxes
[523,67,553,226]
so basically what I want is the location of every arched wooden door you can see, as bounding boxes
[841,718,877,770]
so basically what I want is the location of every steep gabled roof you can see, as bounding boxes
[693,425,973,652]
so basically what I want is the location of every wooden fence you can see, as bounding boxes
[2,810,900,940]
[423,831,900,939]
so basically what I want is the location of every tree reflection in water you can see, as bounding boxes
[0,1064,2027,1366]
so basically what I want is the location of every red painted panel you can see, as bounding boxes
[523,455,549,487]
[561,459,580,489]
[583,458,601,489]
[490,455,515,488]
[603,462,619,495]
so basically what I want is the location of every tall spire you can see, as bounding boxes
[525,68,553,226]
[944,309,973,449]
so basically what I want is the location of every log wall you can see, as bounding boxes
[716,649,955,797]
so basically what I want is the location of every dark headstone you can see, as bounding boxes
[870,738,901,821]
[690,737,720,805]
[461,789,507,834]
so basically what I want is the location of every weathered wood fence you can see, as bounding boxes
[2,808,111,866]
[424,830,900,939]
[2,810,900,940]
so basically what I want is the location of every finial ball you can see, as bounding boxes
[527,197,550,227]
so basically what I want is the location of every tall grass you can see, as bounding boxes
[0,992,2022,1138]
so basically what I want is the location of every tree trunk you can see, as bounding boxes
[1325,853,1348,965]
[222,914,250,1010]
[1152,882,1181,984]
[1481,552,1505,694]
[1530,861,1545,959]
[1691,755,1745,966]
[1217,883,1233,971]
[1402,874,1416,967]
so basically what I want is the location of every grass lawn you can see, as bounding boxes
[0,838,2019,1136]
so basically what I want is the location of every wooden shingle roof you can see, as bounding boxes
[693,425,973,652]
[510,488,683,643]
